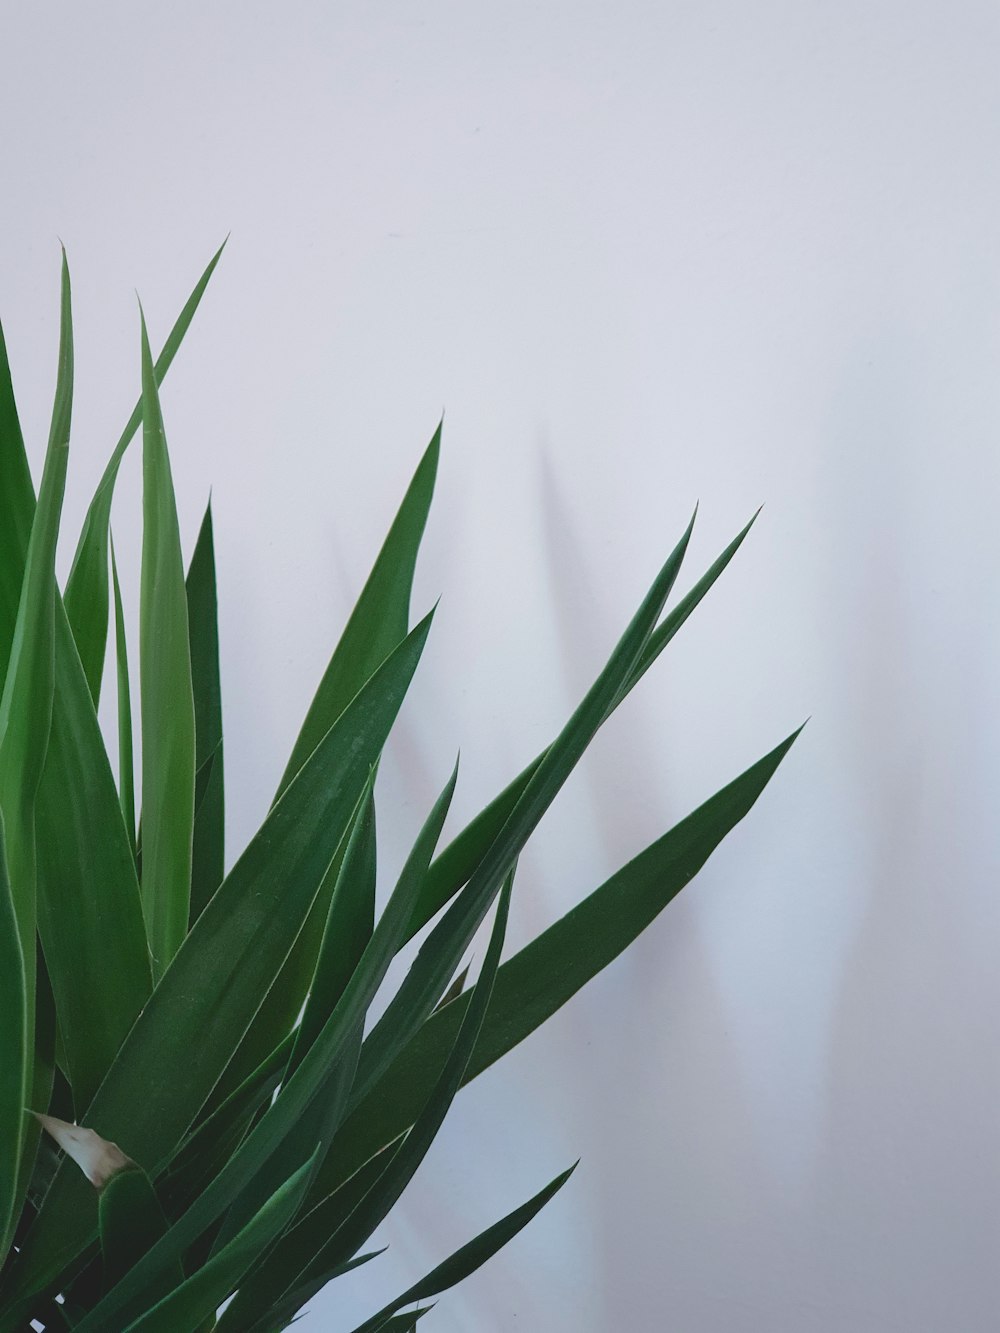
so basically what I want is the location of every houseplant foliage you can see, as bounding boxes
[0,244,799,1332]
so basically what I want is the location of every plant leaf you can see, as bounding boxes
[100,1167,182,1302]
[63,241,225,705]
[0,318,35,693]
[406,509,758,943]
[111,536,137,855]
[315,727,800,1202]
[2,617,433,1320]
[186,501,225,925]
[0,816,27,1256]
[346,1163,578,1333]
[35,1114,133,1190]
[137,306,197,979]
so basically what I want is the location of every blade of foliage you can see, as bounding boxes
[137,307,197,979]
[1,619,433,1319]
[111,537,137,854]
[315,727,799,1202]
[212,429,441,1110]
[63,241,225,704]
[100,1167,182,1301]
[0,817,27,1256]
[292,869,515,1289]
[406,509,758,943]
[0,252,73,1263]
[33,605,154,1109]
[0,318,35,691]
[215,1141,403,1330]
[96,1157,316,1333]
[276,424,439,800]
[355,517,694,1107]
[186,501,225,924]
[346,1162,578,1333]
[237,1250,388,1333]
[53,761,458,1331]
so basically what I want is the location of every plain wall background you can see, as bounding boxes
[4,2,1000,1328]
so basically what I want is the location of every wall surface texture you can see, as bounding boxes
[3,2,999,1329]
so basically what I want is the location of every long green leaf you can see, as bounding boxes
[0,816,27,1257]
[0,318,35,692]
[406,509,758,944]
[314,726,799,1203]
[0,251,73,1263]
[354,516,694,1109]
[138,306,196,979]
[63,241,225,704]
[1,617,433,1322]
[235,1250,388,1333]
[111,537,137,855]
[117,1156,316,1333]
[211,428,441,1109]
[186,501,225,924]
[346,1162,578,1333]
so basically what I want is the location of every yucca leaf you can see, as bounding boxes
[0,816,27,1256]
[235,1250,388,1333]
[288,868,515,1290]
[48,760,459,1332]
[355,517,693,1107]
[210,765,447,1259]
[314,727,799,1202]
[111,536,137,855]
[137,306,197,979]
[99,1167,182,1301]
[63,241,225,704]
[0,318,35,692]
[215,1141,403,1331]
[1,617,433,1320]
[406,509,758,943]
[95,1156,317,1333]
[346,1162,578,1333]
[0,252,73,1263]
[210,429,441,1110]
[186,501,225,925]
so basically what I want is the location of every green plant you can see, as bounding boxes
[0,244,799,1332]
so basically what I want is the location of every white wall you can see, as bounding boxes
[4,2,1000,1329]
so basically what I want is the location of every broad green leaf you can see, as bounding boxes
[316,726,799,1202]
[100,1167,182,1302]
[138,307,196,979]
[1,617,433,1320]
[0,318,35,691]
[111,537,136,855]
[63,241,226,704]
[34,605,153,1110]
[212,427,441,1109]
[346,1162,578,1333]
[186,501,225,924]
[106,1156,317,1333]
[0,816,27,1255]
[355,515,694,1108]
[0,252,73,1263]
[406,509,758,943]
[51,759,459,1332]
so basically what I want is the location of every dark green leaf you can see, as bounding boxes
[111,537,136,855]
[0,317,35,693]
[63,242,226,704]
[100,1167,181,1300]
[186,502,225,925]
[137,307,197,979]
[0,816,27,1254]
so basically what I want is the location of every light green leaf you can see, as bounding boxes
[63,241,225,704]
[316,726,799,1202]
[186,501,225,924]
[111,536,137,855]
[138,306,197,978]
[2,617,433,1321]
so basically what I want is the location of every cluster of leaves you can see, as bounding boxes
[0,245,798,1331]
